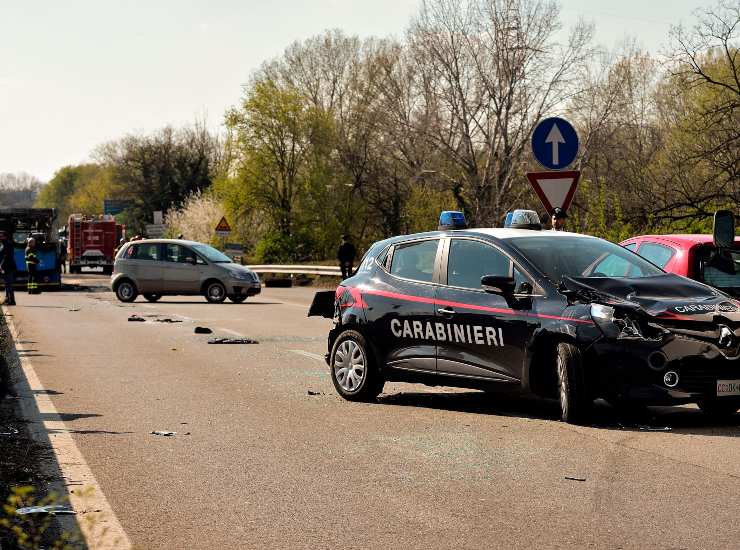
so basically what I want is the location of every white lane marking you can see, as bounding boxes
[289,349,325,362]
[3,308,132,550]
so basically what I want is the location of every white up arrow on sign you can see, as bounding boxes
[545,123,565,166]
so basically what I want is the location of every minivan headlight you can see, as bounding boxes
[231,270,253,280]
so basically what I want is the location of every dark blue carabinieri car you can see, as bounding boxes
[309,228,740,424]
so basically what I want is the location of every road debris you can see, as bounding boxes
[638,425,672,432]
[307,390,323,396]
[207,337,258,344]
[194,326,212,334]
[150,430,177,437]
[564,476,587,482]
[155,318,182,323]
[68,307,80,312]
[128,315,145,322]
[16,505,76,515]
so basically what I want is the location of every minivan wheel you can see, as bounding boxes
[115,280,138,303]
[330,330,384,401]
[229,295,247,303]
[143,293,162,303]
[204,281,227,303]
[555,342,592,425]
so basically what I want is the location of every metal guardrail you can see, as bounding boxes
[247,264,342,276]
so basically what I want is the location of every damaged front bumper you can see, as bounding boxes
[588,319,740,404]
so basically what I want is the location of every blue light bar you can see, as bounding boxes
[438,211,467,230]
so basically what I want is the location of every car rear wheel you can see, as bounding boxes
[204,281,227,303]
[115,280,138,303]
[228,295,247,303]
[143,293,161,303]
[697,398,740,418]
[555,342,592,425]
[330,330,384,401]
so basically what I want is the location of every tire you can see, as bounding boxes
[229,295,247,303]
[697,398,740,418]
[555,342,592,424]
[115,280,138,303]
[204,281,227,303]
[330,330,384,401]
[143,293,162,303]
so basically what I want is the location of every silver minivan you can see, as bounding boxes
[111,239,261,303]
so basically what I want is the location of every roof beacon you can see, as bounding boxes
[438,211,467,231]
[507,209,541,230]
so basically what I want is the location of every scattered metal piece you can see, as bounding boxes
[638,425,672,432]
[307,390,323,396]
[128,315,145,322]
[194,326,212,334]
[150,430,177,437]
[155,318,182,323]
[207,337,258,344]
[0,427,19,436]
[16,505,76,516]
[564,476,587,482]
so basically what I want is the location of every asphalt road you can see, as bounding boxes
[7,273,740,549]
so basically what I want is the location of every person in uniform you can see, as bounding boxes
[551,208,568,231]
[337,235,357,280]
[25,238,41,295]
[0,230,17,305]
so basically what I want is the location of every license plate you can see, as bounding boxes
[716,380,740,396]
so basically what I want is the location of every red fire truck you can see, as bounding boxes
[67,214,124,275]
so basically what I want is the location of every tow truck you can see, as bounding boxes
[0,208,62,289]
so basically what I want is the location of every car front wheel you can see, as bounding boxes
[330,330,384,401]
[115,280,138,303]
[204,281,227,303]
[555,342,592,425]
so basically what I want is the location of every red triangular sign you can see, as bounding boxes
[526,171,580,215]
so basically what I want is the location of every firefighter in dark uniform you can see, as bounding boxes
[337,235,357,280]
[0,230,17,305]
[25,238,41,294]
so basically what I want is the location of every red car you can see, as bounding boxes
[620,233,740,299]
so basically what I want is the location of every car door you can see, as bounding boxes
[131,242,165,292]
[163,243,202,292]
[364,238,442,373]
[434,237,530,382]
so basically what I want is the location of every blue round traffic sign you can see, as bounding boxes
[531,117,579,170]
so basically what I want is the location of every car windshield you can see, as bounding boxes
[509,235,664,283]
[697,246,740,294]
[191,243,232,263]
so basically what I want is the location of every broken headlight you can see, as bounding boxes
[590,303,644,339]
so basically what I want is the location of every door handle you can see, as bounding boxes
[438,307,455,316]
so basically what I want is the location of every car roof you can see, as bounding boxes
[623,234,740,247]
[383,228,595,243]
[124,239,202,246]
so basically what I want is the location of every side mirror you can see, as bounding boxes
[184,257,197,265]
[481,275,516,295]
[713,210,735,249]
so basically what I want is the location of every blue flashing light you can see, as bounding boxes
[504,212,514,228]
[438,211,467,231]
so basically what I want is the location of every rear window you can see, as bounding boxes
[127,242,161,261]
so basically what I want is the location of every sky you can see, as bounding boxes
[0,0,711,183]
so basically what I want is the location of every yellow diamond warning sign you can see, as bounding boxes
[215,216,231,235]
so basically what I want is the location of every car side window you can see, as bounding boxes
[134,243,160,261]
[165,244,196,264]
[638,242,675,269]
[389,240,439,283]
[447,239,512,290]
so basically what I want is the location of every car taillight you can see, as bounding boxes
[336,285,366,309]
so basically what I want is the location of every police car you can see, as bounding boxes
[309,211,740,424]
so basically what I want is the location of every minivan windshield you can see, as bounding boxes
[509,235,664,283]
[191,244,232,263]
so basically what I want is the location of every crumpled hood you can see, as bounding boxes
[561,274,740,321]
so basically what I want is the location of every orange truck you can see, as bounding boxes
[67,214,124,275]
